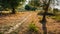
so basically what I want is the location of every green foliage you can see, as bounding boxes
[25,5,31,10]
[38,16,42,20]
[0,0,26,13]
[53,8,60,15]
[31,7,37,11]
[29,0,41,7]
[0,0,25,10]
[0,32,3,34]
[54,16,60,21]
[50,15,60,21]
[53,8,58,11]
[25,5,37,11]
[29,23,38,32]
[7,0,24,8]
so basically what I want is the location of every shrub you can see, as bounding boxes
[25,5,31,10]
[31,7,37,11]
[25,5,37,11]
[29,23,38,32]
[0,32,3,34]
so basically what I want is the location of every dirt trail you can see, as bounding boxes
[4,14,32,34]
[0,12,60,34]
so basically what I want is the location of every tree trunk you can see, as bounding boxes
[42,0,51,22]
[42,9,47,22]
[11,8,16,14]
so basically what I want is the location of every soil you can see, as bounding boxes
[0,11,60,34]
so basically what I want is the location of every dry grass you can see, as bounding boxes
[0,11,60,34]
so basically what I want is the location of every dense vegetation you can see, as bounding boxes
[0,0,25,14]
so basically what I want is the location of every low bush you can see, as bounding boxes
[0,32,3,34]
[25,5,37,11]
[29,23,38,32]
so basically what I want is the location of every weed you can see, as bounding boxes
[29,23,38,32]
[0,32,3,34]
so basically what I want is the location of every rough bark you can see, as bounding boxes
[11,8,16,14]
[42,0,51,22]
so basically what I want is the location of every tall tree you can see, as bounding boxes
[29,0,54,21]
[0,0,25,14]
[27,0,58,22]
[39,0,56,22]
[41,0,51,22]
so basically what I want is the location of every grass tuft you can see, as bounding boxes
[29,23,38,32]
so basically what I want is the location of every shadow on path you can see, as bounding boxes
[24,30,39,34]
[40,20,47,34]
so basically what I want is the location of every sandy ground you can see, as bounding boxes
[0,12,60,34]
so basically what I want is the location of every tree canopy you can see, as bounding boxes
[0,0,25,13]
[29,0,41,7]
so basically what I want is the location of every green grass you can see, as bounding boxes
[29,23,38,32]
[54,16,60,20]
[50,15,60,21]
